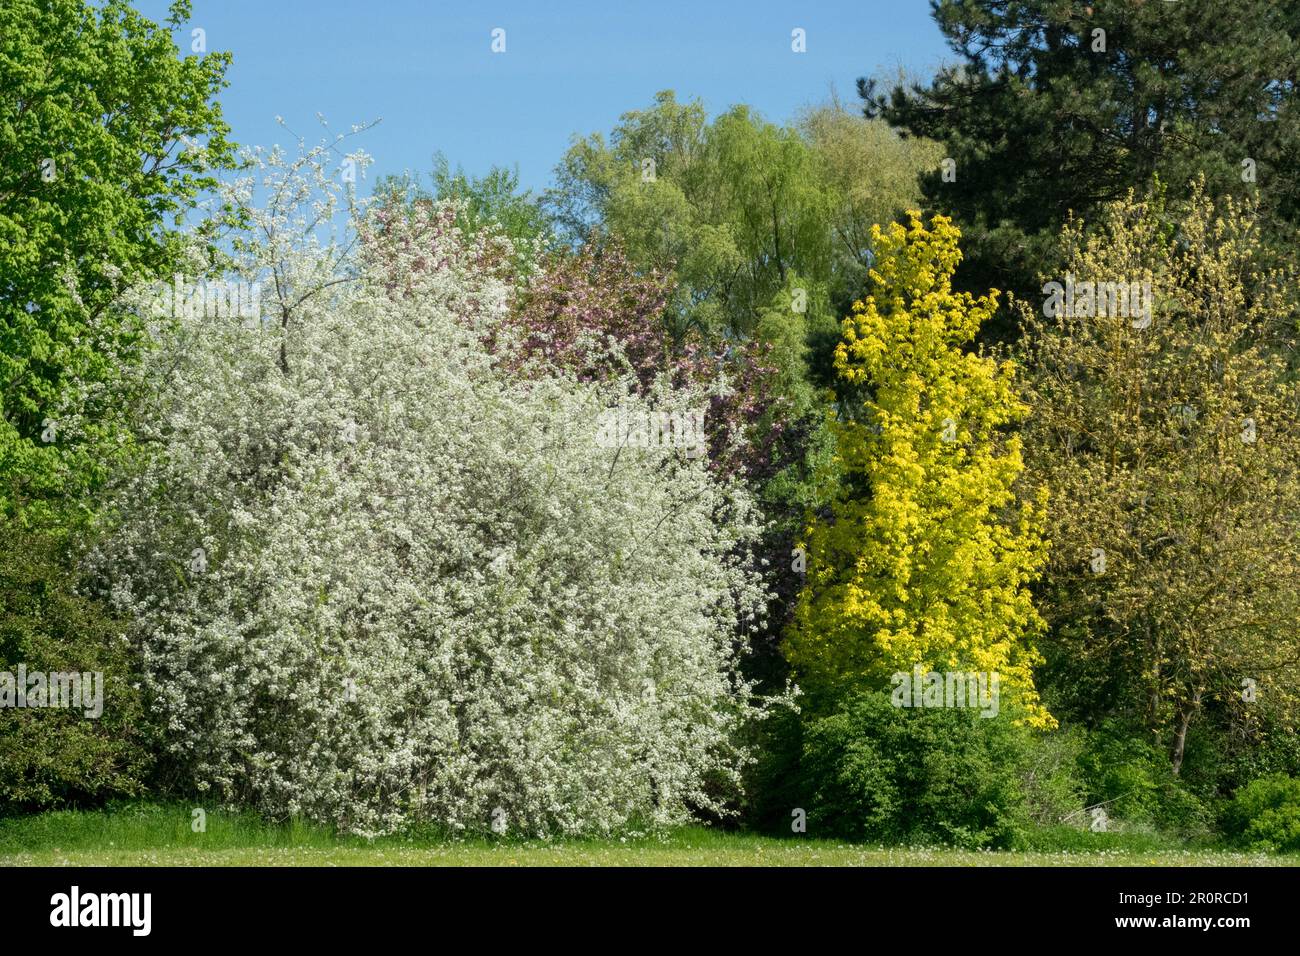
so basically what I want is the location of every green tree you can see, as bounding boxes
[548,91,935,345]
[1021,185,1300,774]
[549,91,745,336]
[785,213,1050,725]
[796,96,943,315]
[374,152,551,275]
[0,0,234,521]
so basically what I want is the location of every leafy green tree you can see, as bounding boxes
[548,91,935,347]
[374,152,551,275]
[548,90,710,250]
[797,97,943,314]
[689,105,835,328]
[0,0,234,521]
[1021,185,1300,774]
[549,91,744,335]
[786,213,1051,725]
[868,0,1300,329]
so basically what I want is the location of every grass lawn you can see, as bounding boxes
[0,805,1295,866]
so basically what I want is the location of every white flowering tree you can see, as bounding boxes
[92,140,770,836]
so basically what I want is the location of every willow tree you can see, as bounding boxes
[785,213,1051,726]
[547,91,937,345]
[1021,185,1300,773]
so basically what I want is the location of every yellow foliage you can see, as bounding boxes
[785,212,1053,727]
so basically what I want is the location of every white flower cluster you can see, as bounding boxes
[90,144,770,837]
[595,406,707,458]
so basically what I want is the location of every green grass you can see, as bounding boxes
[0,805,1294,866]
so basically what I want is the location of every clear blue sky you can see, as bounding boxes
[137,0,952,195]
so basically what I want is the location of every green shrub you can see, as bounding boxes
[796,690,1033,848]
[1075,723,1161,821]
[1075,720,1213,834]
[1018,727,1087,826]
[1223,775,1300,852]
[0,522,154,813]
[739,697,805,833]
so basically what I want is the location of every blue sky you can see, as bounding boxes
[137,0,952,196]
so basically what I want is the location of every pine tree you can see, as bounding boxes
[867,0,1300,331]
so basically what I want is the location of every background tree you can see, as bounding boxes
[1021,185,1300,774]
[548,91,935,347]
[785,213,1050,725]
[867,0,1300,336]
[796,96,944,321]
[508,239,791,481]
[373,152,551,277]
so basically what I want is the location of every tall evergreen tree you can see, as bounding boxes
[867,0,1300,332]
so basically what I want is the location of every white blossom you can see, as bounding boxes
[90,144,771,837]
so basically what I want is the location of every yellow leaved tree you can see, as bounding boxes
[785,212,1052,727]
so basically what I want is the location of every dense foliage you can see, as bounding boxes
[786,213,1050,726]
[867,0,1300,325]
[87,146,771,836]
[0,0,234,522]
[1224,776,1300,852]
[797,690,1039,848]
[3,0,1299,851]
[0,522,152,812]
[1022,186,1300,774]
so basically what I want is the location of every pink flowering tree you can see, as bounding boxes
[509,238,794,482]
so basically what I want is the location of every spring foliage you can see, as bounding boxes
[1022,186,1300,772]
[0,0,233,522]
[785,213,1050,726]
[89,145,770,836]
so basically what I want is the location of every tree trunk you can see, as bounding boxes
[1170,689,1202,776]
